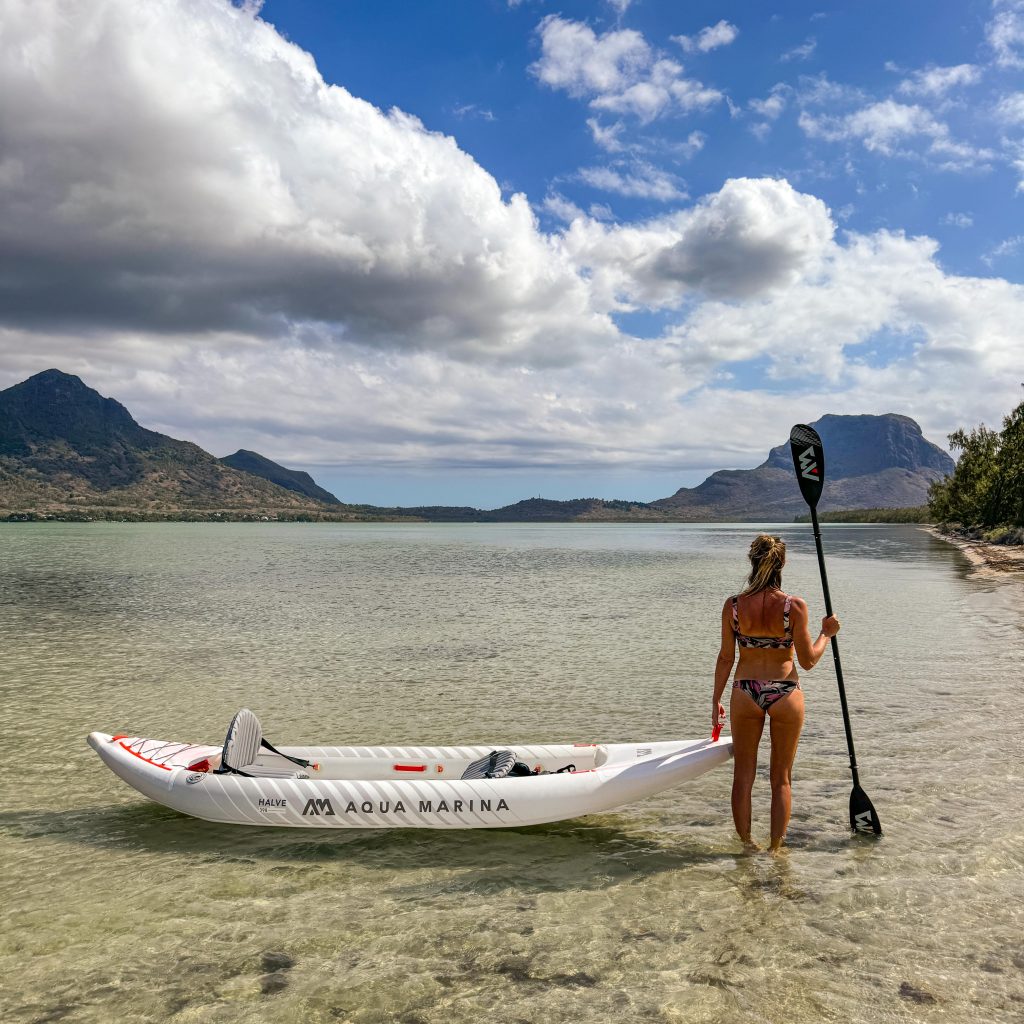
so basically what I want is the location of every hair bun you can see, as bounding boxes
[743,534,786,594]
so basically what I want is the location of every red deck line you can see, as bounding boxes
[119,740,173,771]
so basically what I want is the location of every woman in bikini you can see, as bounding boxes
[712,534,840,853]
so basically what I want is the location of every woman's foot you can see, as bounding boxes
[766,841,787,857]
[740,836,764,853]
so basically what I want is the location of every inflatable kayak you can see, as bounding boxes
[87,709,732,829]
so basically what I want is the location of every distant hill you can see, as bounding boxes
[220,449,341,505]
[0,370,377,519]
[652,413,954,520]
[391,497,665,522]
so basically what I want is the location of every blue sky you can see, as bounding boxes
[263,0,1022,282]
[1,0,1022,506]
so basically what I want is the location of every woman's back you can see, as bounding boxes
[731,590,792,645]
[726,588,801,683]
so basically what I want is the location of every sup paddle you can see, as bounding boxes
[789,423,882,836]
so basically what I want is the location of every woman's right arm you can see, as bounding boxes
[790,596,840,671]
[712,600,735,730]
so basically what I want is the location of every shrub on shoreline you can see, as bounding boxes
[794,506,931,524]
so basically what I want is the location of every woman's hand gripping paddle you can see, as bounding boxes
[789,424,882,837]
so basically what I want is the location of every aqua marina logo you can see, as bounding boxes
[302,797,335,816]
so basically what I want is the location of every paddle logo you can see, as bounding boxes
[853,809,874,830]
[302,797,335,816]
[797,445,820,481]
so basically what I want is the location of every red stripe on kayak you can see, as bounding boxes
[393,764,427,772]
[118,740,173,771]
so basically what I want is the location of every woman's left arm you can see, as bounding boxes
[712,600,735,731]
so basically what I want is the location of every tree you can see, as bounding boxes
[994,400,1024,527]
[928,399,1024,529]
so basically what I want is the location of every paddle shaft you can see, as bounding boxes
[808,506,862,790]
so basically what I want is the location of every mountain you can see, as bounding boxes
[652,413,954,520]
[220,449,341,505]
[0,370,362,518]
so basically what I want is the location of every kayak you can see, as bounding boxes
[86,711,732,829]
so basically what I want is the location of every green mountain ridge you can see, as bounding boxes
[0,370,384,519]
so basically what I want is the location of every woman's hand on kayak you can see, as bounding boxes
[821,614,841,637]
[712,701,725,732]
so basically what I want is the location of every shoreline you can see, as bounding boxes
[923,526,1024,578]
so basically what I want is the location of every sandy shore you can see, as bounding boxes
[924,526,1024,579]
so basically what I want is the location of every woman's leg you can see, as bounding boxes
[730,687,765,845]
[766,689,805,853]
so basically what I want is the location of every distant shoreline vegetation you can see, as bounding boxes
[927,399,1024,547]
[2,509,416,524]
[793,506,931,524]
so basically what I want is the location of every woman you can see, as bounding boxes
[712,534,840,853]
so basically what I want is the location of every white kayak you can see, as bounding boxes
[86,710,732,829]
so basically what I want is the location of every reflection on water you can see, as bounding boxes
[1,523,1022,1023]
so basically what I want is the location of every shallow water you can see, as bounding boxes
[1,522,1021,1023]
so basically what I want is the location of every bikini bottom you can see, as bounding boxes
[733,678,800,712]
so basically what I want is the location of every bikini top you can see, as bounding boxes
[731,593,793,649]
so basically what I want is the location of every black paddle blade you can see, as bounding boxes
[789,423,825,509]
[850,785,882,836]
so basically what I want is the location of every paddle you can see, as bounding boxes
[789,423,882,836]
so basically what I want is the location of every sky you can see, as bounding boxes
[0,0,1022,507]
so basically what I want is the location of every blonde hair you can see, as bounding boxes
[741,534,786,596]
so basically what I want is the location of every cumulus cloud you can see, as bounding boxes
[749,83,790,137]
[661,229,1024,403]
[897,63,981,97]
[532,16,721,124]
[749,84,789,120]
[452,103,496,121]
[996,91,1024,123]
[0,0,612,363]
[941,212,974,228]
[542,192,585,223]
[577,162,688,201]
[673,21,739,54]
[673,131,707,160]
[587,117,626,151]
[988,0,1024,68]
[799,100,993,168]
[983,234,1024,265]
[563,178,835,307]
[781,38,817,63]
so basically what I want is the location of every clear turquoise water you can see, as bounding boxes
[0,523,1021,1023]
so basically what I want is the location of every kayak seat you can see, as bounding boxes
[220,708,262,774]
[218,708,313,778]
[460,750,518,780]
